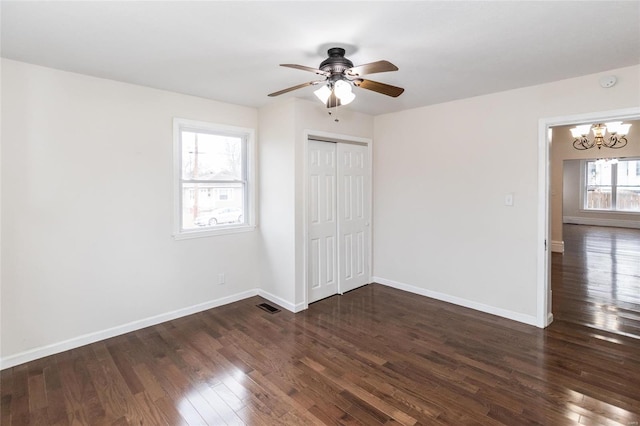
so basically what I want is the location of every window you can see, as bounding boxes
[173,118,255,238]
[584,158,640,213]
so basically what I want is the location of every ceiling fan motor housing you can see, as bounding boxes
[320,48,354,80]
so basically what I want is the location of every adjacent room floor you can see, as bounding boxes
[552,224,640,339]
[2,225,640,425]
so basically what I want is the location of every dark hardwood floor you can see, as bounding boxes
[552,224,640,339]
[3,232,640,424]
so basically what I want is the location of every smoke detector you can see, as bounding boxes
[599,75,617,88]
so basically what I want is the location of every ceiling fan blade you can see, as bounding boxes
[280,64,331,77]
[346,60,398,77]
[353,78,404,97]
[268,80,324,97]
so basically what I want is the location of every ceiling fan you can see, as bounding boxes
[268,47,404,108]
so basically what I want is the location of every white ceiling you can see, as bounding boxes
[2,1,639,116]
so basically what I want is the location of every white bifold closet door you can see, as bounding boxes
[308,140,370,304]
[337,141,370,295]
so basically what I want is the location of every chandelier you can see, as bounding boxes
[570,122,631,150]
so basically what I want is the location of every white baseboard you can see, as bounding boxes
[547,312,554,327]
[1,289,259,370]
[372,276,538,327]
[257,289,305,313]
[551,240,564,253]
[563,216,640,229]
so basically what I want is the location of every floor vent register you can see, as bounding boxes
[257,303,281,314]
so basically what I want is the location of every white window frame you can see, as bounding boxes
[173,118,256,239]
[582,157,640,214]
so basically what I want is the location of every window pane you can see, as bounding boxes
[587,161,612,186]
[616,187,640,212]
[182,131,243,181]
[617,160,640,186]
[182,182,245,230]
[586,186,612,209]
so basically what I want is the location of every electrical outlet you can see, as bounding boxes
[218,273,225,285]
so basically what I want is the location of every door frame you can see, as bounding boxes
[303,130,373,308]
[537,106,640,328]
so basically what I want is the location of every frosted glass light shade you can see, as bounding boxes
[340,91,355,105]
[592,124,607,138]
[334,80,352,98]
[605,121,622,133]
[617,123,632,135]
[606,122,632,135]
[576,124,592,135]
[571,125,591,138]
[314,85,332,103]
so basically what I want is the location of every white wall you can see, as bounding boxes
[258,99,297,307]
[551,121,640,243]
[563,160,581,220]
[1,59,262,365]
[0,59,3,362]
[373,65,640,323]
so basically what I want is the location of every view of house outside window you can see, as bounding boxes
[585,158,640,212]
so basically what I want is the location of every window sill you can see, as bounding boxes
[173,224,256,240]
[579,209,640,215]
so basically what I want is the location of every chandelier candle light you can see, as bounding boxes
[570,122,631,150]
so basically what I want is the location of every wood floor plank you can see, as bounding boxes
[151,395,189,425]
[9,364,32,425]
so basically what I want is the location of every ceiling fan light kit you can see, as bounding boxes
[269,47,404,109]
[570,121,632,150]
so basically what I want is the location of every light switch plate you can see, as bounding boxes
[505,193,514,206]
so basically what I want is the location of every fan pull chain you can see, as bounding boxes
[328,107,340,123]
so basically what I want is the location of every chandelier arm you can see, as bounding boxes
[573,137,593,150]
[604,135,628,149]
[572,139,586,150]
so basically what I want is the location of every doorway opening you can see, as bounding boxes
[538,107,640,328]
